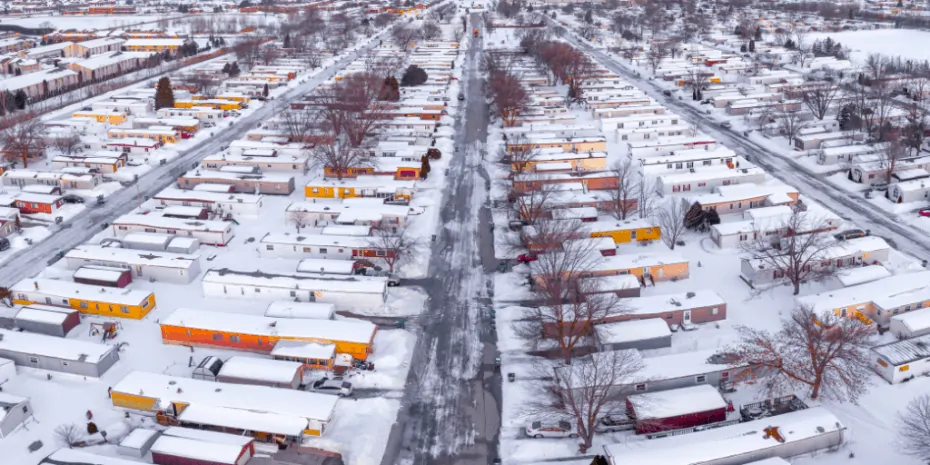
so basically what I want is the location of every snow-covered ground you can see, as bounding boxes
[808,29,930,64]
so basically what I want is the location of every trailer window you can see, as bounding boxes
[120,306,129,313]
[28,357,38,364]
[230,335,241,343]
[634,383,647,391]
[212,333,223,341]
[695,375,707,383]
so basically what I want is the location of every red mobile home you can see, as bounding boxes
[14,193,64,214]
[72,265,133,288]
[626,384,728,434]
[150,430,254,465]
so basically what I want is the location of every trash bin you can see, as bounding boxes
[508,373,515,382]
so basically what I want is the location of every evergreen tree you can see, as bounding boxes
[584,9,593,24]
[400,65,428,86]
[13,90,26,109]
[684,202,706,231]
[154,77,175,110]
[381,76,400,101]
[748,40,755,53]
[784,38,795,49]
[420,155,431,179]
[590,455,610,465]
[754,27,762,40]
[704,208,720,227]
[4,91,16,113]
[262,83,269,98]
[283,33,291,49]
[838,105,852,130]
[740,43,747,53]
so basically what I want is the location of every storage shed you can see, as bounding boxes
[0,392,32,438]
[118,428,160,457]
[192,355,223,381]
[626,384,728,434]
[151,433,254,465]
[13,305,81,337]
[263,301,336,320]
[270,341,337,371]
[217,356,304,389]
[0,328,119,377]
[120,232,173,251]
[72,265,133,288]
[167,237,200,254]
[871,333,930,383]
[891,308,930,339]
[594,318,672,351]
[0,357,14,383]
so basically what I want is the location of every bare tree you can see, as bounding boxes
[510,186,556,227]
[505,134,541,174]
[279,109,319,143]
[260,45,279,66]
[392,26,420,52]
[366,223,420,273]
[315,72,388,147]
[51,131,82,157]
[536,350,643,453]
[55,423,82,448]
[897,394,930,461]
[777,110,804,146]
[798,84,839,121]
[187,74,222,98]
[879,138,910,183]
[637,178,657,219]
[487,70,529,127]
[655,198,686,250]
[729,306,875,401]
[740,211,837,295]
[233,36,263,69]
[645,42,667,75]
[0,117,46,168]
[421,20,442,40]
[606,159,639,220]
[290,210,312,232]
[312,140,371,180]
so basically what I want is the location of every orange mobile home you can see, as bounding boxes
[159,307,377,361]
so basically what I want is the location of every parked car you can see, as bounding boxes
[595,414,635,433]
[516,253,537,264]
[526,420,577,438]
[61,195,84,204]
[458,93,465,101]
[203,122,216,128]
[920,209,930,217]
[311,378,353,397]
[719,121,732,129]
[834,229,868,241]
[0,237,10,251]
[662,90,673,97]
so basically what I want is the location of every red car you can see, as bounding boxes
[920,209,930,217]
[517,254,537,264]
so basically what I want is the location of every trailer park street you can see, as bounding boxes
[9,1,930,465]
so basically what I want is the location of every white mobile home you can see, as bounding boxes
[259,233,385,260]
[112,214,234,246]
[597,114,681,133]
[616,124,692,143]
[64,245,201,284]
[890,308,930,339]
[628,136,717,158]
[202,268,387,309]
[657,167,766,196]
[872,333,930,383]
[264,301,336,320]
[153,187,264,217]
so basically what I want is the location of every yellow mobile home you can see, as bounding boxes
[11,277,156,319]
[108,128,178,144]
[73,111,127,125]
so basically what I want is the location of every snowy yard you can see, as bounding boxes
[808,29,930,64]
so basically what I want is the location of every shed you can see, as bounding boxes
[263,301,336,320]
[0,392,31,438]
[118,428,160,457]
[120,232,173,251]
[167,237,200,254]
[626,384,728,434]
[871,333,930,383]
[595,318,671,351]
[151,434,253,465]
[13,305,81,337]
[835,265,892,288]
[162,206,210,220]
[73,265,133,288]
[270,341,337,371]
[0,328,119,377]
[192,356,224,381]
[217,356,304,389]
[891,308,930,339]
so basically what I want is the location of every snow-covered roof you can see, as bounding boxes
[66,245,199,269]
[114,214,231,233]
[151,432,246,463]
[219,356,302,383]
[873,333,930,366]
[177,403,307,437]
[586,218,659,233]
[72,265,129,283]
[270,341,336,360]
[687,182,798,206]
[163,426,253,446]
[161,307,377,345]
[617,290,725,317]
[180,169,293,183]
[41,450,143,465]
[603,407,844,465]
[119,428,159,449]
[0,68,77,92]
[534,253,688,276]
[658,166,765,185]
[72,51,152,70]
[12,192,63,204]
[123,232,173,245]
[124,38,186,47]
[112,371,336,422]
[261,232,371,249]
[155,187,263,205]
[797,270,930,313]
[595,318,670,344]
[0,328,114,362]
[305,176,417,191]
[74,37,125,49]
[162,205,206,217]
[11,277,152,306]
[264,301,335,320]
[295,258,357,275]
[836,265,892,287]
[15,305,74,325]
[627,384,727,420]
[582,274,641,293]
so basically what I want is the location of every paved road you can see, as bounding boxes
[0,30,393,286]
[555,25,930,262]
[382,12,502,465]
